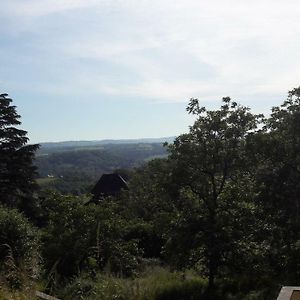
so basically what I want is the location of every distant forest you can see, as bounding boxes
[35,142,168,194]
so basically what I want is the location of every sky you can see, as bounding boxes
[1,0,300,143]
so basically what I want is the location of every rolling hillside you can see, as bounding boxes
[35,141,170,194]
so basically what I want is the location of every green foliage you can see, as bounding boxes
[0,206,40,288]
[245,87,300,283]
[167,97,263,289]
[40,192,141,286]
[0,94,39,214]
[122,158,179,258]
[41,193,95,280]
[217,276,280,300]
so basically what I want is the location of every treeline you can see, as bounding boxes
[1,89,300,299]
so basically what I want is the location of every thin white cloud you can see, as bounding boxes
[2,0,100,17]
[1,0,300,103]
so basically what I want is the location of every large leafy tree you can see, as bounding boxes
[253,87,300,282]
[0,93,39,211]
[167,97,262,292]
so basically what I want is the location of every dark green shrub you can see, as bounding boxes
[62,276,96,299]
[41,192,141,283]
[41,193,96,279]
[217,276,280,300]
[0,206,39,265]
[0,206,40,287]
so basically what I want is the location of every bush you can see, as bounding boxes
[40,192,97,282]
[0,206,40,288]
[217,276,280,300]
[41,192,142,285]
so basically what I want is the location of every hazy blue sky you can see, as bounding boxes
[1,0,300,143]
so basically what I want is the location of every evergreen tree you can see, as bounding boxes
[0,93,39,212]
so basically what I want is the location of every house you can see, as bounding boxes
[88,173,128,204]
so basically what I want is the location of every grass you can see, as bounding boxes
[0,287,36,300]
[60,267,207,300]
[36,177,57,185]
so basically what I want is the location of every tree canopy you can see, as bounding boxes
[0,93,39,213]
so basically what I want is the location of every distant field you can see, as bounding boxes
[36,177,57,185]
[144,154,168,161]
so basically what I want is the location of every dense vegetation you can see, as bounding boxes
[1,89,300,299]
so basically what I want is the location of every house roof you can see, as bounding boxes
[91,173,128,199]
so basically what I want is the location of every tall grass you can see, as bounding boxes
[0,287,36,300]
[0,252,39,300]
[60,267,207,300]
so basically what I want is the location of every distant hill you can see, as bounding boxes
[35,141,171,194]
[37,137,175,156]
